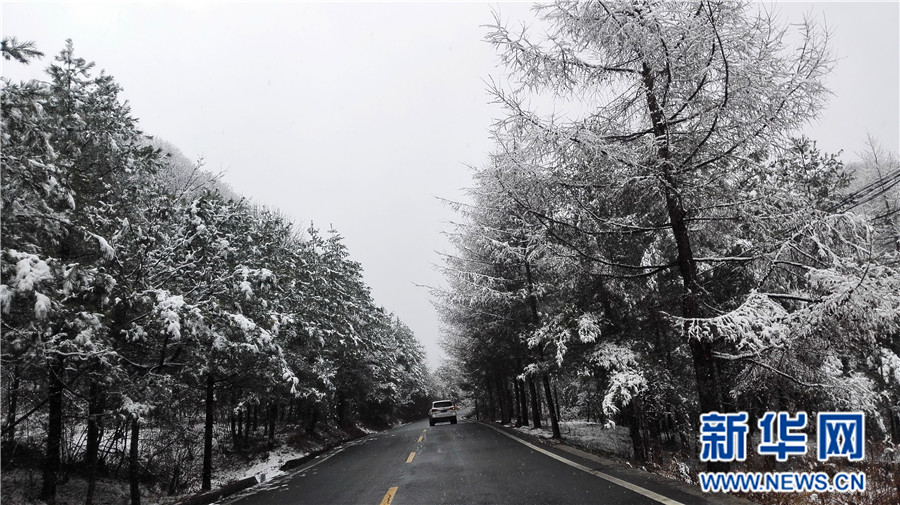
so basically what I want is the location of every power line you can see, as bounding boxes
[830,166,900,213]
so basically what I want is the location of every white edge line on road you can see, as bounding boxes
[483,423,686,505]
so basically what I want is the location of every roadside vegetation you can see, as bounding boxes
[436,2,899,504]
[1,38,433,504]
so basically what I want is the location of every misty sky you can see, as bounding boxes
[2,2,898,370]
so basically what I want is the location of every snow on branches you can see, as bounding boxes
[670,292,789,352]
[2,39,433,502]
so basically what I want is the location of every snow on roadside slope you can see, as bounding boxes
[514,420,633,458]
[211,445,309,488]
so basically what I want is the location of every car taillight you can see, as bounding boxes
[431,409,438,412]
[451,406,456,410]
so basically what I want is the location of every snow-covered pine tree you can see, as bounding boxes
[2,39,167,504]
[483,0,834,470]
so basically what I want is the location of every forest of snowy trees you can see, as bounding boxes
[436,1,899,499]
[1,39,432,504]
[3,1,900,504]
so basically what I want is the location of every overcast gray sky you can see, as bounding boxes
[2,1,898,370]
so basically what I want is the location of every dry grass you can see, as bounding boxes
[0,469,129,505]
[740,457,900,505]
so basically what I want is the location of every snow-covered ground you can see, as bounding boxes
[210,444,310,488]
[513,420,634,458]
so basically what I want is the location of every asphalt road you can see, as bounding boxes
[226,419,731,505]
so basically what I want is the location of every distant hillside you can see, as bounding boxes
[147,137,241,201]
[844,138,900,250]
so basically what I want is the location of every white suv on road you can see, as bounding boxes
[428,400,457,426]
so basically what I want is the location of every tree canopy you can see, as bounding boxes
[438,0,899,475]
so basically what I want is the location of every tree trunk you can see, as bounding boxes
[515,359,529,426]
[110,420,125,479]
[891,408,900,449]
[513,377,523,427]
[267,403,276,445]
[167,464,181,496]
[335,394,345,427]
[505,376,516,425]
[554,382,562,421]
[263,401,271,439]
[306,404,318,435]
[497,371,511,425]
[523,258,553,434]
[485,375,496,422]
[642,63,727,471]
[4,364,20,443]
[519,379,529,426]
[129,417,140,505]
[629,400,648,461]
[528,378,541,428]
[245,405,251,439]
[41,358,65,505]
[85,380,105,505]
[230,395,238,447]
[542,374,561,439]
[237,407,243,439]
[202,373,215,491]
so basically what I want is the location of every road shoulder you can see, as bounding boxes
[478,421,757,505]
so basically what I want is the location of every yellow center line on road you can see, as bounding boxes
[379,486,398,505]
[406,451,416,463]
[417,435,424,443]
